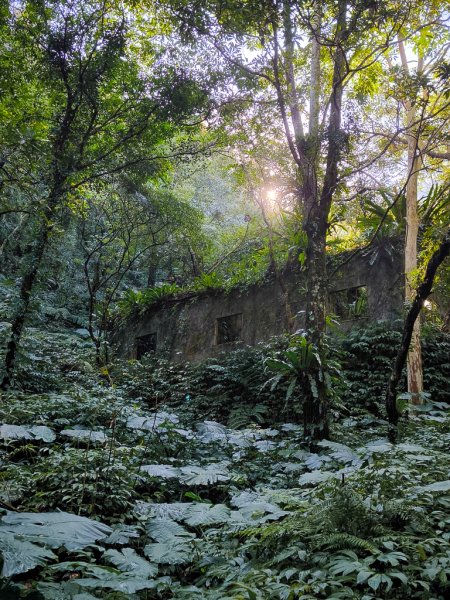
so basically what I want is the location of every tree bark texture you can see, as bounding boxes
[1,170,66,389]
[300,0,346,441]
[405,103,424,403]
[309,0,321,140]
[1,217,53,389]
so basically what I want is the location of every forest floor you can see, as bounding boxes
[1,328,450,599]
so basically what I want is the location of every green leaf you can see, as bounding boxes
[367,573,393,592]
[376,551,408,566]
[127,412,178,431]
[147,519,194,542]
[318,440,361,465]
[0,532,56,576]
[196,421,228,442]
[60,429,107,443]
[390,571,408,585]
[183,503,231,527]
[0,424,33,440]
[329,557,361,576]
[0,424,55,443]
[104,525,139,545]
[77,574,158,593]
[0,511,112,550]
[356,569,374,584]
[229,582,258,600]
[28,425,56,442]
[180,463,230,485]
[140,464,181,479]
[135,502,191,521]
[299,471,336,485]
[103,548,158,578]
[234,501,288,523]
[285,377,297,402]
[416,480,450,493]
[144,540,193,565]
[37,582,98,599]
[266,359,292,375]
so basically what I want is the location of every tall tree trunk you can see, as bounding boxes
[386,227,450,426]
[147,249,159,287]
[303,206,329,440]
[300,0,346,441]
[399,41,424,404]
[188,244,201,278]
[405,103,423,404]
[271,0,347,440]
[1,222,51,389]
[309,0,321,141]
[1,188,61,389]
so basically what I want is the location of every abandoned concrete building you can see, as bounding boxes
[116,241,405,363]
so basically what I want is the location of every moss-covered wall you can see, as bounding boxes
[115,245,404,362]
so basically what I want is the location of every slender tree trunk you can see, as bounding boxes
[399,40,424,404]
[405,104,423,403]
[188,244,201,278]
[1,224,51,389]
[88,291,102,365]
[303,207,329,440]
[1,186,63,389]
[83,252,101,365]
[309,0,321,140]
[147,250,158,287]
[386,227,450,426]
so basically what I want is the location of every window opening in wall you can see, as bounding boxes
[215,313,243,345]
[330,286,368,320]
[136,333,157,359]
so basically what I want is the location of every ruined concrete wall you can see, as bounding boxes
[329,245,404,324]
[115,278,293,362]
[115,244,404,363]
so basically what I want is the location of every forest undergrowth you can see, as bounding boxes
[1,326,450,599]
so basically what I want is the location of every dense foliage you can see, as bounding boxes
[1,0,450,597]
[1,328,450,598]
[340,323,450,411]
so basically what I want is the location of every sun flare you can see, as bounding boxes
[266,189,278,202]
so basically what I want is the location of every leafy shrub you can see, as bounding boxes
[2,323,450,599]
[28,447,138,516]
[113,323,450,441]
[117,284,182,318]
[0,326,95,393]
[339,322,450,411]
[190,272,223,291]
[113,338,301,425]
[422,329,450,403]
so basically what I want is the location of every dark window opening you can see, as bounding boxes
[330,286,368,320]
[216,313,243,345]
[136,333,157,359]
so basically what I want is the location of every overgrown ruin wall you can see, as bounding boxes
[115,245,404,363]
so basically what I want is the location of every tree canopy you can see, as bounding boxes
[1,1,450,598]
[1,0,450,428]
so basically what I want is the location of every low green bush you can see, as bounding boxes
[340,321,450,411]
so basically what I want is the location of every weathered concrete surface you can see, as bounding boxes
[115,243,404,363]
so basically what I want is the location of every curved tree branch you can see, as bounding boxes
[385,225,450,427]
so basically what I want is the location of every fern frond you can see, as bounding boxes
[314,532,379,554]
